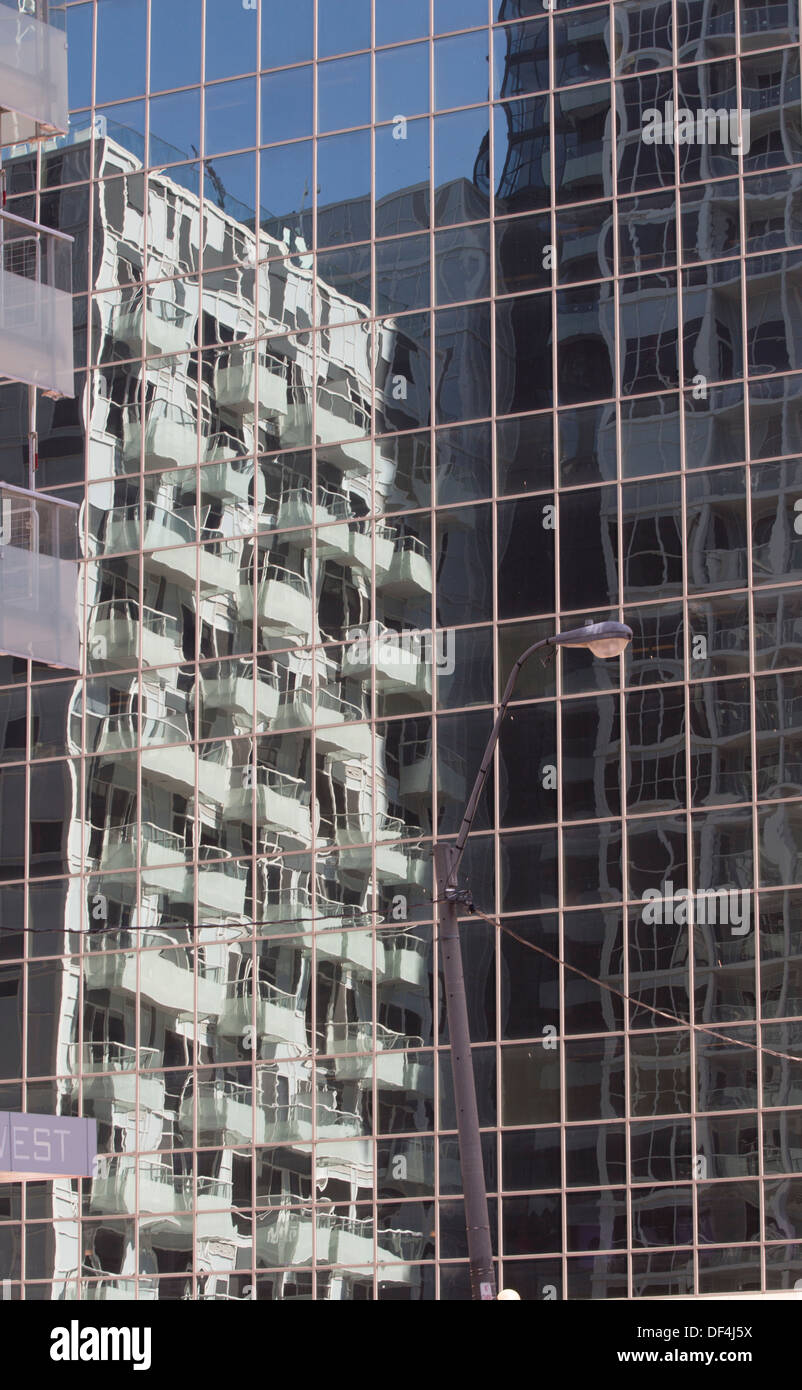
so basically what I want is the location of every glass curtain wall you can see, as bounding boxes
[0,0,801,1300]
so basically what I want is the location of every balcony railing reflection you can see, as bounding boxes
[239,562,313,642]
[73,1040,159,1073]
[218,975,308,1053]
[226,764,312,841]
[81,1275,159,1302]
[122,401,197,470]
[181,1076,256,1145]
[331,811,425,884]
[88,597,184,668]
[214,342,289,419]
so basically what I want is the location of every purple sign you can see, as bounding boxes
[0,1111,97,1180]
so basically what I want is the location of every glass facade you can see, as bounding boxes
[1,0,802,1300]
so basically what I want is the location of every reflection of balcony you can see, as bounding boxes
[277,685,372,760]
[218,978,308,1052]
[283,392,372,472]
[381,933,427,987]
[325,1022,426,1091]
[139,938,198,1016]
[380,534,433,597]
[87,712,138,755]
[239,564,312,643]
[259,884,315,925]
[84,930,224,1018]
[201,664,282,728]
[196,848,248,917]
[255,1208,314,1266]
[276,483,314,529]
[198,537,240,596]
[201,446,264,504]
[91,1159,187,1217]
[375,1041,430,1093]
[262,1098,315,1144]
[317,518,395,574]
[89,598,184,670]
[316,924,378,975]
[115,297,194,357]
[333,812,424,884]
[182,1079,259,1146]
[214,345,288,419]
[226,765,311,841]
[254,1209,412,1271]
[75,1040,158,1073]
[123,404,196,469]
[138,716,196,797]
[101,821,186,892]
[138,504,196,587]
[342,623,432,696]
[316,688,373,760]
[257,1091,365,1144]
[692,547,746,586]
[74,1041,162,1113]
[83,1276,159,1302]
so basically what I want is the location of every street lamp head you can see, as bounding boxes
[552,621,633,659]
[496,1288,522,1300]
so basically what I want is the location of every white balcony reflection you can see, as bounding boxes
[283,390,371,472]
[317,518,395,575]
[239,564,312,643]
[196,849,248,917]
[181,1078,257,1146]
[201,444,264,504]
[214,343,288,419]
[84,931,225,1018]
[380,534,433,597]
[342,622,431,697]
[115,295,194,357]
[277,685,371,760]
[101,822,186,891]
[82,1276,159,1302]
[201,662,282,728]
[90,1158,186,1217]
[218,977,308,1053]
[226,765,312,841]
[88,599,184,669]
[333,812,425,884]
[381,932,427,988]
[123,403,197,469]
[325,1021,426,1091]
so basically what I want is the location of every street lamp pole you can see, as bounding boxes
[435,622,633,1301]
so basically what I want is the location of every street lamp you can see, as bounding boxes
[434,621,633,1301]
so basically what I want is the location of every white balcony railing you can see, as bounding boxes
[0,0,68,144]
[0,482,79,667]
[0,209,73,395]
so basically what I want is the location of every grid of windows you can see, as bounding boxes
[0,0,802,1300]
